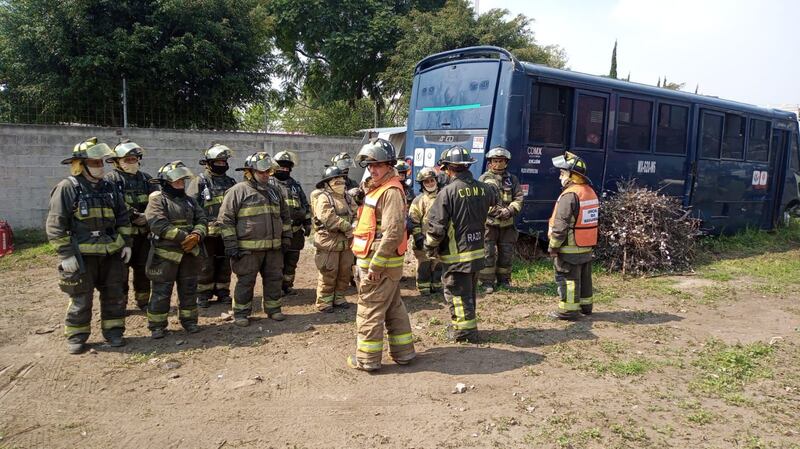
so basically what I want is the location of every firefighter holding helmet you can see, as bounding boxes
[144,161,208,338]
[270,150,312,296]
[479,146,524,292]
[425,146,497,343]
[105,140,159,310]
[548,151,599,320]
[185,144,237,308]
[217,152,292,326]
[347,138,416,372]
[312,166,357,312]
[408,167,442,296]
[47,137,133,354]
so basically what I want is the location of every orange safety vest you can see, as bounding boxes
[548,183,599,250]
[351,177,408,259]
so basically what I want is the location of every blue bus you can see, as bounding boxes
[406,46,800,235]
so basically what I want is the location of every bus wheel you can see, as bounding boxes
[783,204,800,227]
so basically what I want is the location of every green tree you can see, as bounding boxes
[609,40,618,79]
[0,0,272,128]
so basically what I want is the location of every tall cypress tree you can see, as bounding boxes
[609,40,618,79]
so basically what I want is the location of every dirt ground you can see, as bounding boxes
[1,246,798,449]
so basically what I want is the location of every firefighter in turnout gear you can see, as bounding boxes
[409,168,442,296]
[394,159,415,206]
[312,166,357,312]
[425,146,497,343]
[185,144,237,308]
[218,152,292,326]
[330,152,360,191]
[144,161,208,338]
[105,140,159,310]
[347,138,416,371]
[47,137,132,354]
[479,146,524,292]
[548,151,599,320]
[269,150,312,296]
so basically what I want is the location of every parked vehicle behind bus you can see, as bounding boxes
[407,46,800,235]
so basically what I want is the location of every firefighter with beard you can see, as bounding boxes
[47,137,132,353]
[408,167,442,296]
[144,161,208,338]
[547,151,599,320]
[347,138,416,372]
[185,144,237,308]
[479,146,524,292]
[424,146,497,343]
[105,140,159,310]
[312,166,357,312]
[218,152,292,326]
[269,150,312,296]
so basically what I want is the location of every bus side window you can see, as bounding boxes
[655,104,688,154]
[700,112,723,159]
[529,83,572,145]
[746,119,770,162]
[791,135,799,172]
[616,97,652,152]
[721,113,745,159]
[575,94,606,150]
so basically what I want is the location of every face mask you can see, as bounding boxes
[329,181,345,195]
[87,165,104,180]
[210,162,228,175]
[119,160,139,175]
[274,171,290,181]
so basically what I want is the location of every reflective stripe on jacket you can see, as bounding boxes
[46,175,132,258]
[479,170,524,228]
[351,175,408,270]
[548,182,599,253]
[313,187,356,252]
[217,180,292,252]
[145,191,208,264]
[105,169,157,235]
[185,171,236,237]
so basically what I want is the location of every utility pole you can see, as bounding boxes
[122,78,128,128]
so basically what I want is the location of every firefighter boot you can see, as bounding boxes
[67,341,86,355]
[580,304,593,315]
[347,355,380,372]
[151,328,167,339]
[548,310,581,321]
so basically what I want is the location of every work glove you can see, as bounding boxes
[303,224,312,237]
[131,212,148,227]
[120,247,132,264]
[413,234,424,250]
[281,237,292,252]
[496,207,513,221]
[181,232,201,252]
[61,255,80,273]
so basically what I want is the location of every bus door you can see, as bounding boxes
[764,127,789,228]
[690,110,726,230]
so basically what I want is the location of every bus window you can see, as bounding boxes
[574,94,606,150]
[529,83,572,145]
[746,119,770,162]
[655,104,688,154]
[791,135,799,172]
[700,112,723,159]
[616,97,652,152]
[721,113,745,159]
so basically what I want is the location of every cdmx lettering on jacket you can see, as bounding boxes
[456,186,486,198]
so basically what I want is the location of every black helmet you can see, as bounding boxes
[552,151,588,179]
[355,138,396,168]
[438,145,476,167]
[316,166,347,188]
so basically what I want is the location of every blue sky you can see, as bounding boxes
[477,0,800,109]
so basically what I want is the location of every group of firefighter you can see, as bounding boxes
[46,136,599,372]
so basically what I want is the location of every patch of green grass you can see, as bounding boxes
[699,285,736,305]
[599,340,625,355]
[0,237,56,271]
[578,427,602,440]
[686,409,715,425]
[595,358,653,377]
[691,339,773,403]
[610,423,649,442]
[126,351,158,365]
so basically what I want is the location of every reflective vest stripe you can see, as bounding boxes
[155,246,183,263]
[78,234,125,255]
[239,238,282,250]
[351,177,408,259]
[548,183,599,250]
[238,204,281,217]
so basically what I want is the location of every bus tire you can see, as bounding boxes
[782,204,800,227]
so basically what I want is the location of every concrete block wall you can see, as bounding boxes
[0,124,362,229]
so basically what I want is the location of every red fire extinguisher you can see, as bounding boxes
[0,220,14,257]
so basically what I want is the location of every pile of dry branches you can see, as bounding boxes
[596,181,701,276]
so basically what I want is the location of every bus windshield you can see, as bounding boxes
[412,60,499,131]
